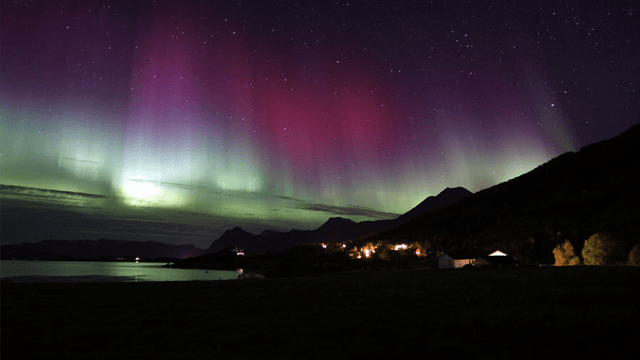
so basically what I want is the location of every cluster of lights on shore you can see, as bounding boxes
[320,242,420,259]
[223,241,431,260]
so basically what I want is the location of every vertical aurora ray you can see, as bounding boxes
[116,8,204,206]
[115,5,265,209]
[209,42,264,193]
[250,52,398,210]
[55,115,119,184]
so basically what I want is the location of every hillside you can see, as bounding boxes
[367,124,640,263]
[397,186,472,221]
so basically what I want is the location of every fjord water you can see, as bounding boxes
[0,260,243,282]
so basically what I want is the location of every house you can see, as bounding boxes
[438,251,479,269]
[438,250,519,269]
[473,253,520,268]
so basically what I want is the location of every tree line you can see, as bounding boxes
[553,232,640,266]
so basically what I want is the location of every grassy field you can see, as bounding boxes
[2,266,639,359]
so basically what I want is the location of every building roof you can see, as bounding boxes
[477,255,520,266]
[488,250,508,256]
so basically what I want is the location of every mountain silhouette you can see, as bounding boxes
[203,187,473,254]
[316,217,357,232]
[365,123,640,263]
[397,186,472,221]
[207,227,258,252]
[258,229,282,237]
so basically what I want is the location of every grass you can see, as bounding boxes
[2,266,639,359]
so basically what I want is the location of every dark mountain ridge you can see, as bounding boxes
[397,186,473,222]
[316,217,357,232]
[206,227,262,253]
[206,218,396,253]
[205,186,474,253]
[366,124,640,263]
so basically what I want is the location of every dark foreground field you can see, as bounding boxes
[2,266,639,359]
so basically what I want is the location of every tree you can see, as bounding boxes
[553,240,581,266]
[628,242,640,266]
[581,232,625,266]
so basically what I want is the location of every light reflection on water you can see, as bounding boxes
[0,260,246,282]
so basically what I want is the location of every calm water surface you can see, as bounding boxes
[0,260,248,282]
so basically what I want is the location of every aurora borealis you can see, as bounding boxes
[1,1,638,248]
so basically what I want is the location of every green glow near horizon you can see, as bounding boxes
[0,104,567,222]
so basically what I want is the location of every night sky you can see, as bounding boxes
[1,0,638,248]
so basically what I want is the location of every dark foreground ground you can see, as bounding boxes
[2,266,639,359]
